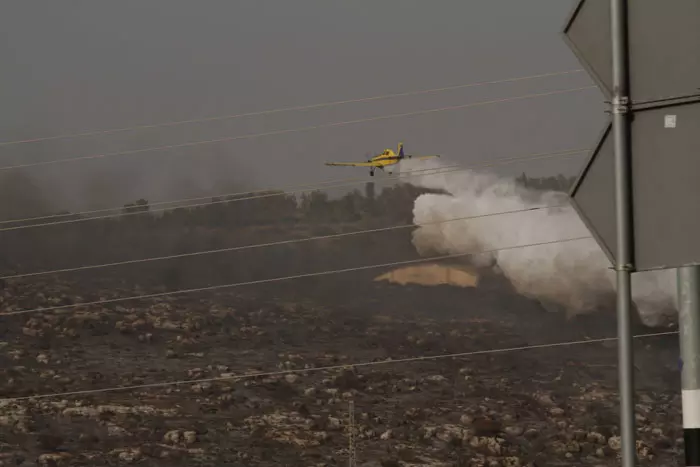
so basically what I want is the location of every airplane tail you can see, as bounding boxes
[399,143,440,161]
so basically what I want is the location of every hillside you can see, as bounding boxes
[2,175,685,466]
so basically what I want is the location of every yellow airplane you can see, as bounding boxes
[324,143,440,176]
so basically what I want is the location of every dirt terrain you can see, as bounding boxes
[0,268,683,467]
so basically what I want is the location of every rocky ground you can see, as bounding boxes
[0,272,684,466]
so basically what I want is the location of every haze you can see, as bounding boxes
[0,0,603,214]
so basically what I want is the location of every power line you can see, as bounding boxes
[0,171,423,226]
[0,86,596,171]
[2,204,567,281]
[0,164,460,228]
[0,149,583,229]
[0,330,676,403]
[0,69,584,147]
[0,148,589,232]
[0,236,591,318]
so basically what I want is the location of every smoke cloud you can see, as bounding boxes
[401,159,677,327]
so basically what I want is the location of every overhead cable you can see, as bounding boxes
[0,148,590,232]
[0,164,460,227]
[0,331,676,403]
[0,236,591,318]
[1,204,568,280]
[0,69,584,147]
[0,86,596,171]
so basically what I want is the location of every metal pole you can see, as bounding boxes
[348,400,356,467]
[679,266,700,466]
[611,0,636,465]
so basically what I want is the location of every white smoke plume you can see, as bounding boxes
[401,159,677,327]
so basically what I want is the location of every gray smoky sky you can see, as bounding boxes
[0,0,603,214]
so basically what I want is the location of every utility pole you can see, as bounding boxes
[348,400,356,467]
[610,0,636,465]
[679,266,700,466]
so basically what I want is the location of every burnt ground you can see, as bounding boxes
[0,269,683,466]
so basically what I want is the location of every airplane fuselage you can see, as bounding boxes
[369,154,400,164]
[324,142,438,177]
[364,147,407,176]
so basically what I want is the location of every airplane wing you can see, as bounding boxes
[409,154,441,161]
[325,161,378,167]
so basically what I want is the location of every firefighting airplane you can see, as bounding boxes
[324,143,440,176]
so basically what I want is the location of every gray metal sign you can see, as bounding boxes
[569,98,700,272]
[562,0,700,105]
[564,2,699,465]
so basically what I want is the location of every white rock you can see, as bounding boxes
[164,430,181,444]
[107,424,130,437]
[285,374,299,384]
[608,435,622,451]
[327,417,342,430]
[183,431,197,445]
[117,448,142,463]
[427,375,448,383]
